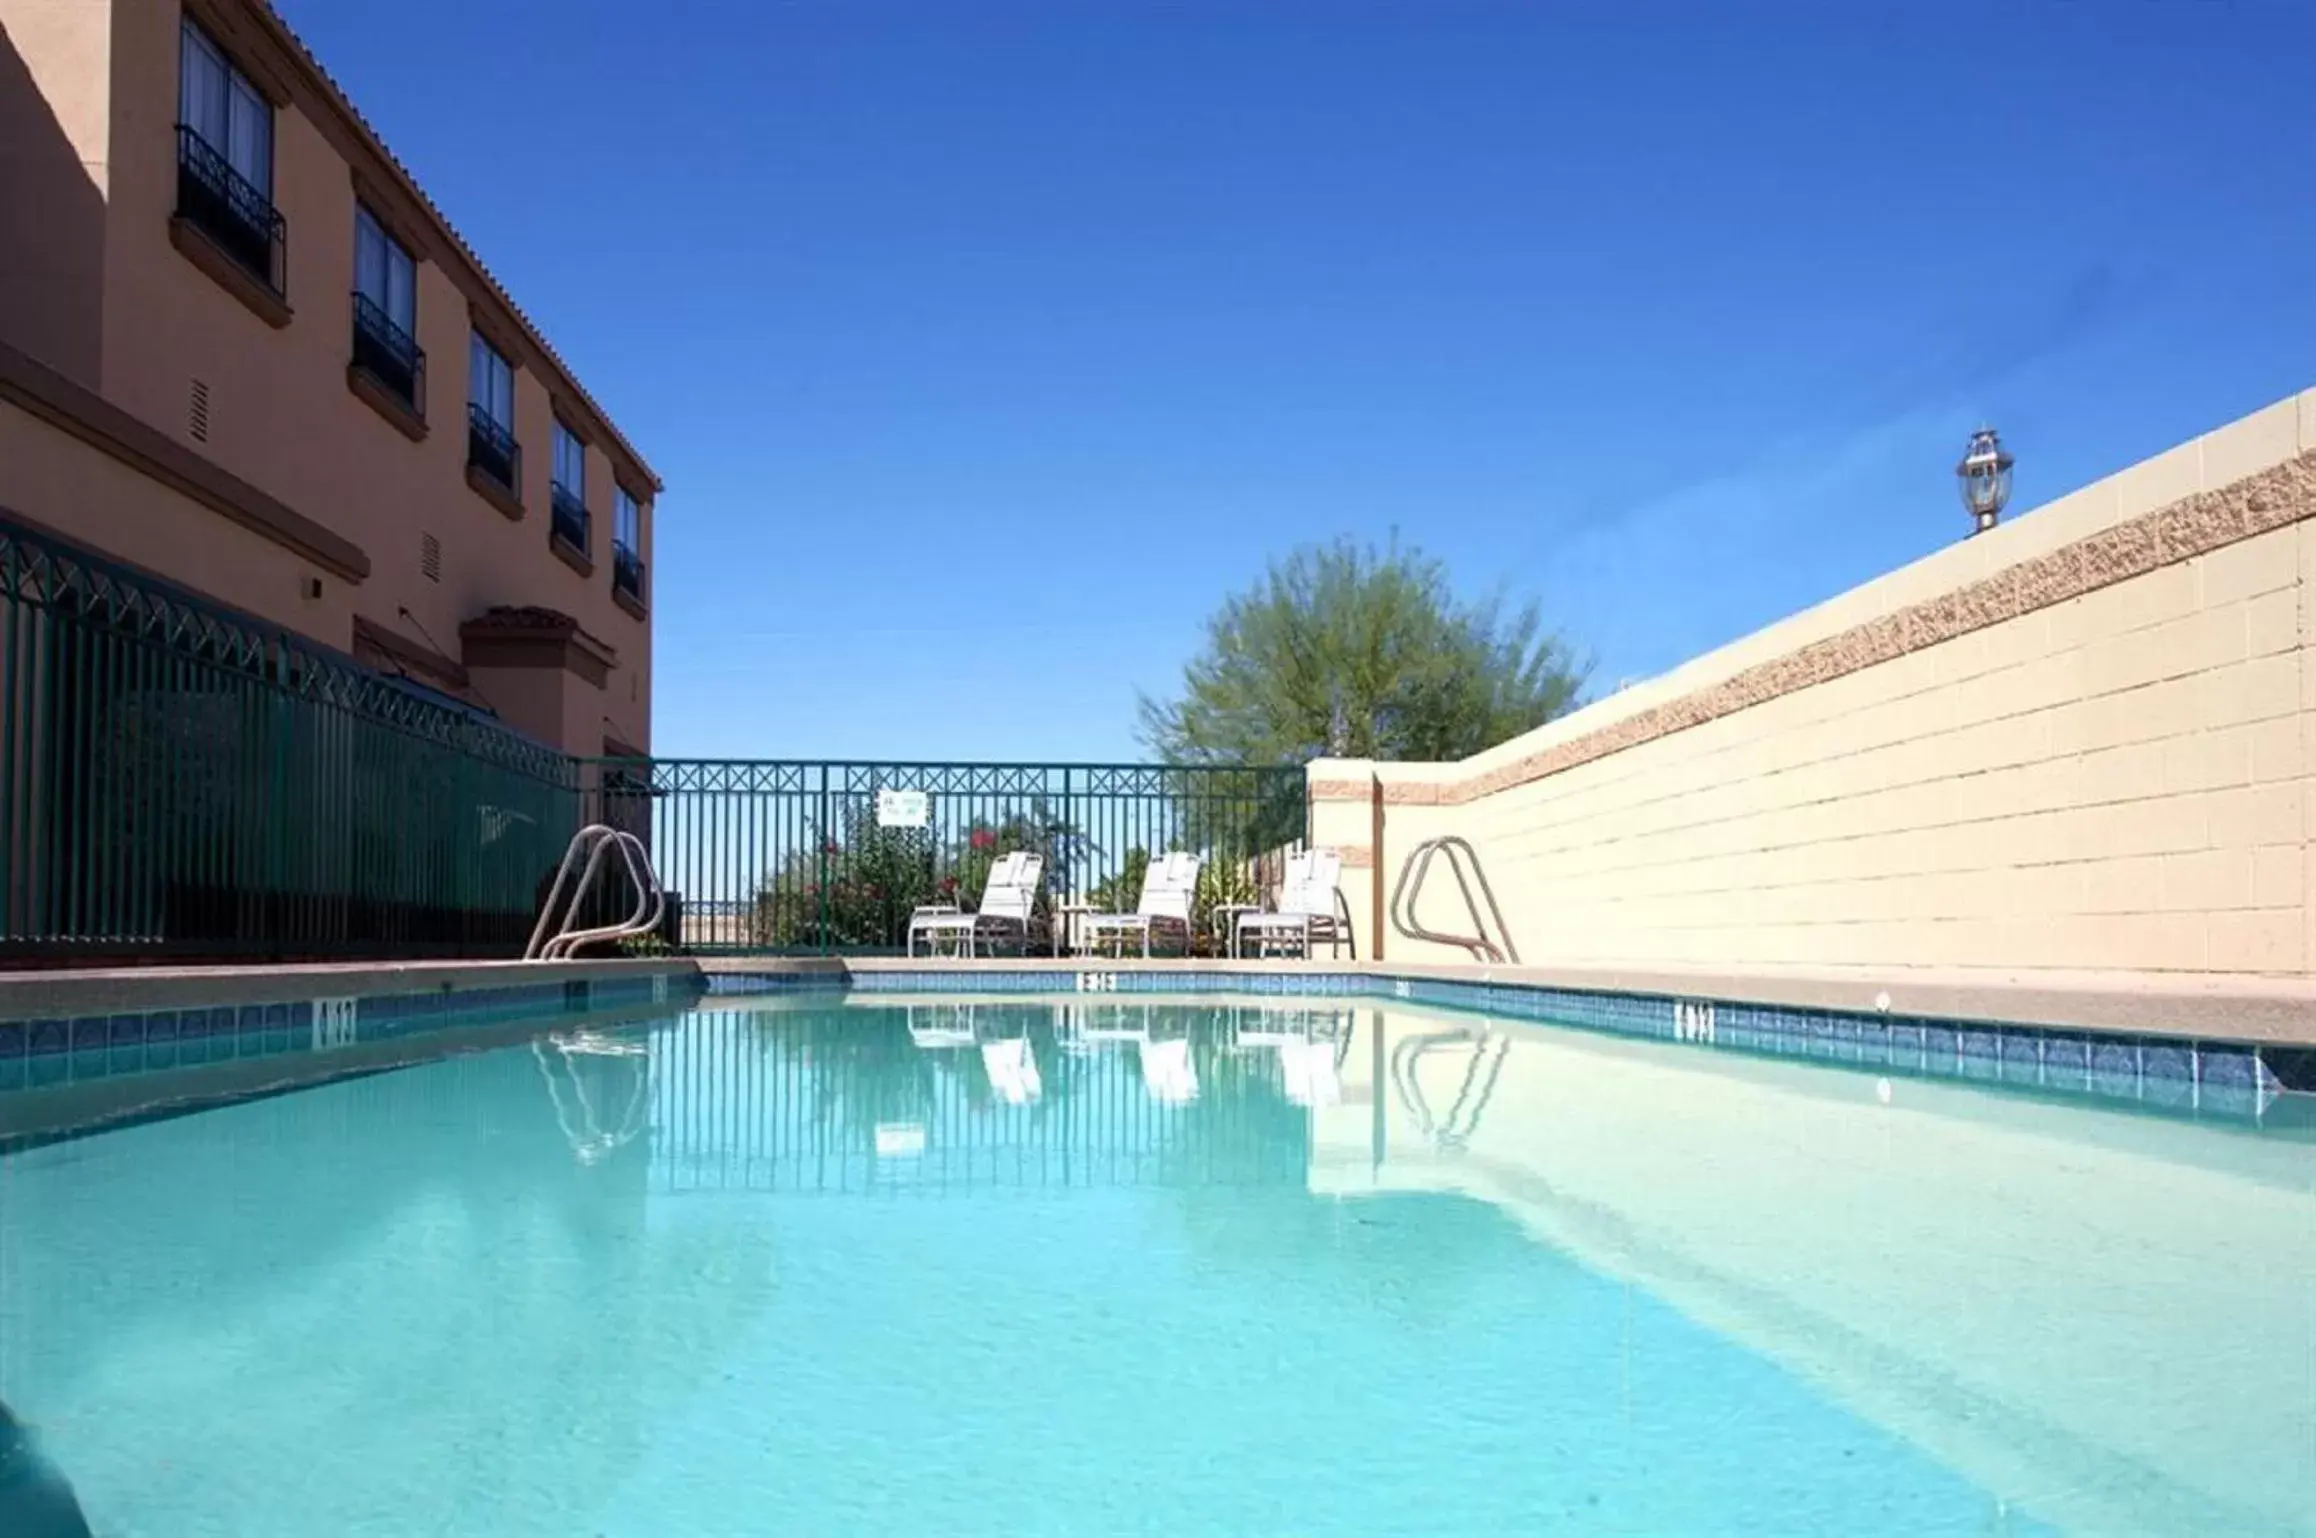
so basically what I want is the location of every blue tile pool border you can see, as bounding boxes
[708,965,2298,1121]
[2,959,2296,1125]
[0,972,704,1100]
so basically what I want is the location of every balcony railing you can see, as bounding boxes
[613,544,647,605]
[550,485,590,554]
[467,403,520,492]
[351,292,425,416]
[175,125,287,295]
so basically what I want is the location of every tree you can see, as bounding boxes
[1138,536,1587,764]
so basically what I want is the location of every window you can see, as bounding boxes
[467,333,518,491]
[469,335,514,431]
[613,487,646,605]
[354,207,416,334]
[351,206,423,414]
[179,20,271,193]
[614,488,641,556]
[176,19,283,291]
[550,422,589,553]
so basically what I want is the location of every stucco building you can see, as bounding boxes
[0,0,657,758]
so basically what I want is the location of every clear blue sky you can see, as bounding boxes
[282,0,2316,763]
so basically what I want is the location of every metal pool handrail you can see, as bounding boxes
[1388,835,1519,964]
[525,824,667,960]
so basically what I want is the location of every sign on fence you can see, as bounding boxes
[876,788,930,828]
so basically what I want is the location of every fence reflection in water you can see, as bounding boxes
[646,1004,1356,1196]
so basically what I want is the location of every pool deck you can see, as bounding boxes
[0,953,2310,1047]
[696,955,2316,1047]
[0,956,694,1019]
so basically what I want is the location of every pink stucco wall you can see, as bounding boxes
[0,0,655,758]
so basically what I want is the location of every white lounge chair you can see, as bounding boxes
[907,851,1047,956]
[1079,851,1202,957]
[1232,849,1354,959]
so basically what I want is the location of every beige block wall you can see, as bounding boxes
[1335,390,2316,980]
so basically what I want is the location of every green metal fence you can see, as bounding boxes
[582,759,1308,955]
[0,514,1308,963]
[0,514,580,960]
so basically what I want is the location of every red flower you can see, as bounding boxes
[969,829,996,851]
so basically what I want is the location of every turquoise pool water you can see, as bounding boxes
[2,995,2312,1535]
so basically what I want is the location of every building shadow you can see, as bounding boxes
[0,18,107,385]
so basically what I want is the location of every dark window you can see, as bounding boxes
[613,487,646,604]
[467,333,519,490]
[551,423,589,552]
[351,207,424,413]
[176,20,284,292]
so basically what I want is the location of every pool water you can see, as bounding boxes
[2,996,2312,1536]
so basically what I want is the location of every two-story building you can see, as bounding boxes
[0,0,657,758]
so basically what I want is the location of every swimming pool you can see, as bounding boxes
[2,987,2311,1535]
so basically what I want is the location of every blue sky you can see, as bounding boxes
[282,0,2316,763]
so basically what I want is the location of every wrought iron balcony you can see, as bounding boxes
[550,485,590,554]
[350,292,425,415]
[175,125,286,295]
[466,403,520,492]
[613,544,647,605]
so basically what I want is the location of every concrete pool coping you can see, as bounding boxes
[0,957,697,1020]
[696,955,2316,1048]
[0,953,2310,1047]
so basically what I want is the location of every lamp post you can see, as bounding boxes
[1956,426,2013,536]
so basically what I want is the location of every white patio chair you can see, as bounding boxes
[1079,851,1202,958]
[1232,849,1354,959]
[907,851,1047,956]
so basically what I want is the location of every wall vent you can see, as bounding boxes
[420,532,442,583]
[188,379,211,442]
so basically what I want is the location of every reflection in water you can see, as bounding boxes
[0,1036,778,1537]
[652,1003,1316,1196]
[1231,1006,1354,1108]
[1388,1025,1508,1148]
[532,1029,656,1165]
[1,997,2307,1536]
[978,1036,1041,1106]
[1324,1007,2316,1538]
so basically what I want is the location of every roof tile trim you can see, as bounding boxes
[233,0,663,495]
